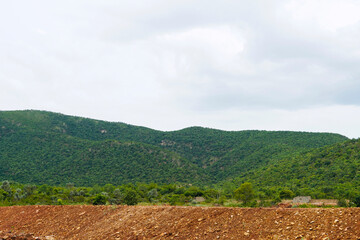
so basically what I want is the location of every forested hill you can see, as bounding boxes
[227,138,360,199]
[0,110,349,186]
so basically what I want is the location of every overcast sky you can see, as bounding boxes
[1,0,360,138]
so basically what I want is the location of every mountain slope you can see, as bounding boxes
[0,129,206,186]
[208,130,348,181]
[227,138,360,198]
[0,110,349,186]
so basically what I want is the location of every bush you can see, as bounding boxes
[279,189,295,199]
[271,196,281,205]
[123,189,138,205]
[184,186,204,197]
[147,189,158,202]
[0,189,9,200]
[234,182,255,204]
[337,198,348,207]
[92,194,107,205]
[214,196,226,206]
[353,195,360,207]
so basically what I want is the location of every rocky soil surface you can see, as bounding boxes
[0,205,359,239]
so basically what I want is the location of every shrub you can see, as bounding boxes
[279,189,295,199]
[123,189,138,205]
[234,182,255,204]
[353,195,360,207]
[184,186,204,197]
[337,198,348,207]
[92,194,107,205]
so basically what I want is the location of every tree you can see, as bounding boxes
[1,181,11,194]
[353,195,360,207]
[147,188,158,202]
[279,189,295,199]
[92,194,107,205]
[14,188,23,201]
[204,189,219,200]
[123,189,138,205]
[23,184,36,197]
[104,184,115,193]
[234,182,255,205]
[184,186,203,197]
[0,189,9,200]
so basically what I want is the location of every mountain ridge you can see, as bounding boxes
[0,110,350,187]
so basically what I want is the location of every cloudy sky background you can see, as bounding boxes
[1,0,360,138]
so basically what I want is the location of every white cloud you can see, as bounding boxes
[284,0,360,32]
[1,0,360,138]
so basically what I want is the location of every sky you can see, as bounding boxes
[1,0,360,138]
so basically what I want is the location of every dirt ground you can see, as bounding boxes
[0,205,359,239]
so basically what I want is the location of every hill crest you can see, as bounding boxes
[0,110,349,186]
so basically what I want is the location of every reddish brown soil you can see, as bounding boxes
[0,205,359,239]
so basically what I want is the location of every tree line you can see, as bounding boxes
[1,180,359,207]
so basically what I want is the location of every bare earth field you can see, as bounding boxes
[0,205,359,239]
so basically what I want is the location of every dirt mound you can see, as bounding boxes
[0,205,359,239]
[0,232,52,240]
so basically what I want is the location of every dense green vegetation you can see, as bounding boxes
[1,110,346,175]
[228,138,360,200]
[1,110,358,200]
[0,180,229,207]
[0,180,358,207]
[0,130,206,186]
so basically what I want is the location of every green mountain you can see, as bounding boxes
[228,138,360,198]
[0,110,349,186]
